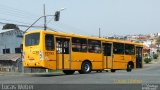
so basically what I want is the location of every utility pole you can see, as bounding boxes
[21,6,65,33]
[44,4,47,30]
[99,28,101,38]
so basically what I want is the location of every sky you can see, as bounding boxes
[0,0,160,36]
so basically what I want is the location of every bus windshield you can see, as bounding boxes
[25,33,40,46]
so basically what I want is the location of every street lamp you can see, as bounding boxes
[24,8,66,33]
[16,7,66,38]
[59,8,66,12]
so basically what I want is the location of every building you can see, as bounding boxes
[0,29,23,54]
[0,29,23,72]
[150,44,158,54]
[0,54,22,72]
[0,29,47,72]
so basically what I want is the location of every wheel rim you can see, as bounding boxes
[84,63,90,72]
[128,64,132,69]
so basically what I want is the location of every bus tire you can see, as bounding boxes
[111,69,116,73]
[127,62,134,72]
[63,70,75,75]
[78,61,92,74]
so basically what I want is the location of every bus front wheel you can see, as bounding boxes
[78,61,92,74]
[63,70,75,75]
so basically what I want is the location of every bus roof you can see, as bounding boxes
[25,30,143,47]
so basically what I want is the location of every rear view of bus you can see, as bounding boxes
[23,30,56,70]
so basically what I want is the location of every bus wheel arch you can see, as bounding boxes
[78,60,92,74]
[127,61,134,72]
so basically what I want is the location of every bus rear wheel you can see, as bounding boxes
[78,61,92,74]
[126,63,133,72]
[63,70,75,75]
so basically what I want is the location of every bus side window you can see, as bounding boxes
[64,41,69,54]
[113,42,124,54]
[125,44,135,55]
[45,34,54,50]
[88,40,101,53]
[72,37,87,52]
[103,43,112,56]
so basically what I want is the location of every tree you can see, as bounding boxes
[2,24,19,30]
[156,36,160,52]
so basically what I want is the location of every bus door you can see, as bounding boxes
[103,43,113,69]
[112,43,125,69]
[56,37,71,70]
[136,47,143,68]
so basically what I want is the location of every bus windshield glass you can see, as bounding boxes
[25,33,40,46]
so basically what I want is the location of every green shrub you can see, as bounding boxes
[144,58,152,64]
[153,54,159,59]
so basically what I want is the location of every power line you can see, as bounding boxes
[0,4,59,32]
[0,10,37,23]
[0,4,38,19]
[0,21,57,31]
[0,11,36,21]
[0,4,41,25]
[0,18,31,25]
[0,21,43,28]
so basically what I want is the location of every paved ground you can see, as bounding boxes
[0,63,160,84]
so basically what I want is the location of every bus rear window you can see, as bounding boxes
[25,33,40,46]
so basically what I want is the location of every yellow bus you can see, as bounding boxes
[22,30,143,74]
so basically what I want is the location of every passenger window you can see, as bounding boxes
[125,44,135,55]
[45,34,54,50]
[72,37,87,52]
[88,40,101,53]
[113,43,124,54]
[103,43,112,56]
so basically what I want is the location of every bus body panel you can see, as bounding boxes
[56,54,70,69]
[112,62,127,69]
[112,54,136,69]
[72,52,103,70]
[106,56,112,69]
[71,62,81,70]
[23,31,57,70]
[23,30,143,72]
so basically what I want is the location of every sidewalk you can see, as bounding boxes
[0,70,62,76]
[0,72,22,76]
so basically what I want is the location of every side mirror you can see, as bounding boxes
[54,11,60,21]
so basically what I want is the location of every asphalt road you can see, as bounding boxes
[0,63,160,84]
